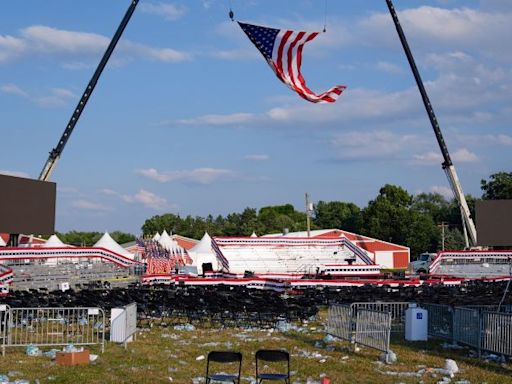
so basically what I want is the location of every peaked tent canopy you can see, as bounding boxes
[42,234,70,248]
[0,236,5,247]
[152,232,161,241]
[94,232,134,259]
[159,230,184,252]
[188,232,218,274]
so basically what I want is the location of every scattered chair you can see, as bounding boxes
[255,349,290,383]
[205,350,242,384]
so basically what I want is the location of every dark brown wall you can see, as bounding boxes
[476,200,512,247]
[0,174,56,235]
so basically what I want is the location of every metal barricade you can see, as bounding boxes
[481,311,512,357]
[453,307,480,350]
[327,304,352,342]
[0,305,11,349]
[351,302,409,334]
[354,309,391,354]
[422,303,453,340]
[2,307,105,356]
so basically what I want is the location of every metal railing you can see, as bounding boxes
[354,309,391,354]
[453,307,480,350]
[422,304,512,358]
[2,307,105,356]
[327,304,352,341]
[327,303,393,358]
[481,311,512,357]
[422,303,453,340]
[350,302,409,334]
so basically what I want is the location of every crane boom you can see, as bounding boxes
[39,0,139,182]
[385,0,477,247]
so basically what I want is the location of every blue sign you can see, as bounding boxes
[417,313,423,320]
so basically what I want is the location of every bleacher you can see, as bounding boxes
[8,260,138,291]
[215,237,369,275]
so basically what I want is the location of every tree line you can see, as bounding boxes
[57,172,511,257]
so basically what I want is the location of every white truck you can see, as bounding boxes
[408,252,437,274]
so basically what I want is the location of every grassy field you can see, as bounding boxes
[0,312,511,383]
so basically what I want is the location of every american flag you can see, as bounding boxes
[238,22,345,103]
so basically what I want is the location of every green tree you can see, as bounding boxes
[361,184,412,244]
[313,201,361,232]
[109,231,136,245]
[481,172,512,199]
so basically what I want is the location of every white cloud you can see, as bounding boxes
[211,49,259,60]
[72,199,111,211]
[175,112,257,126]
[122,189,169,210]
[244,154,270,161]
[0,170,30,178]
[0,34,27,62]
[413,148,479,164]
[456,133,512,146]
[359,6,512,61]
[140,2,187,21]
[0,83,29,98]
[452,148,479,162]
[137,167,236,184]
[330,130,418,160]
[430,185,454,199]
[1,25,191,65]
[375,61,403,74]
[21,25,108,54]
[413,151,443,164]
[2,83,75,108]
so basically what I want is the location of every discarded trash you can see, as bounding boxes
[0,375,9,384]
[379,350,396,364]
[25,344,41,356]
[42,349,61,359]
[323,335,335,343]
[196,355,205,361]
[173,323,195,331]
[89,354,98,362]
[444,359,459,375]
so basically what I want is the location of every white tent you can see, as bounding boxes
[159,230,183,252]
[42,234,70,248]
[152,232,161,241]
[188,232,218,274]
[0,237,5,247]
[250,232,258,238]
[94,232,134,259]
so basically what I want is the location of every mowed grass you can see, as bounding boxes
[0,311,511,383]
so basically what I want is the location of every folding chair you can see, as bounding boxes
[205,351,242,384]
[255,349,290,383]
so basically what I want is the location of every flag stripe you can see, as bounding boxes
[238,22,345,103]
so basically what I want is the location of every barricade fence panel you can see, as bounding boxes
[354,309,391,353]
[422,303,453,341]
[453,307,480,350]
[481,311,512,357]
[351,302,409,334]
[2,307,105,355]
[327,304,352,341]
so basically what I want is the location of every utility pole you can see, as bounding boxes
[438,222,448,251]
[305,193,313,237]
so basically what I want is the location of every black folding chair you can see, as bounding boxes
[255,349,290,383]
[205,351,242,384]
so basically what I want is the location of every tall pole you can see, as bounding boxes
[39,0,140,181]
[305,193,312,237]
[385,0,477,247]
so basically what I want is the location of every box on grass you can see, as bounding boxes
[56,350,90,366]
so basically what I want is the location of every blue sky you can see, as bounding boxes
[1,0,511,235]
